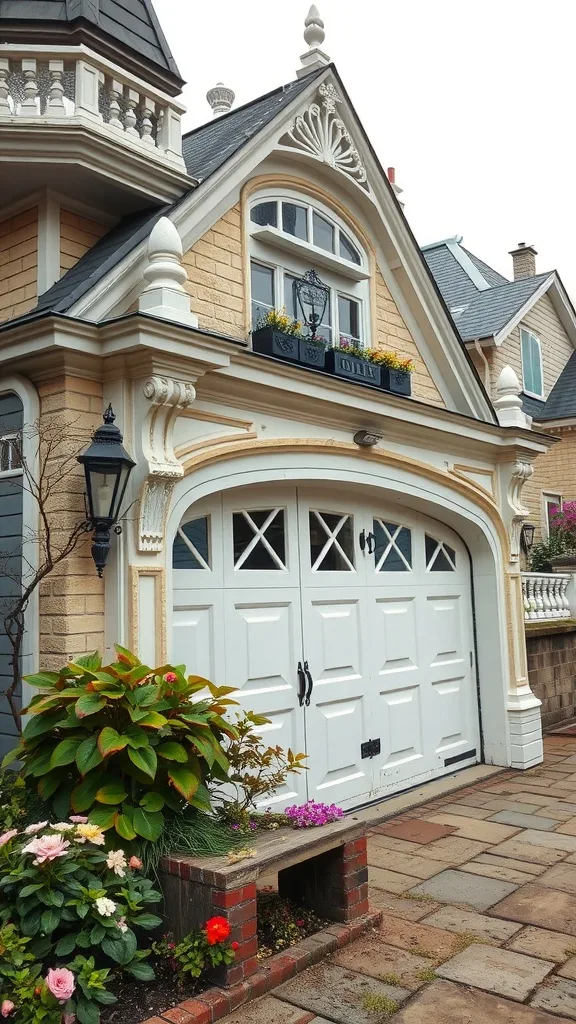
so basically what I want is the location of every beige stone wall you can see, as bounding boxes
[490,293,573,400]
[37,376,105,670]
[522,426,576,542]
[375,270,445,407]
[60,209,107,277]
[182,205,244,337]
[0,207,38,321]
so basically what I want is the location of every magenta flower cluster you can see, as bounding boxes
[284,800,344,828]
[550,501,576,533]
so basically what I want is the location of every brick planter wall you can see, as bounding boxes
[526,621,576,729]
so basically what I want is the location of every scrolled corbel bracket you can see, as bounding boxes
[506,459,535,563]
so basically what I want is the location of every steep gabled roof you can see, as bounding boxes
[454,274,550,341]
[528,352,576,422]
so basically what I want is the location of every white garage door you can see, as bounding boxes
[172,485,480,810]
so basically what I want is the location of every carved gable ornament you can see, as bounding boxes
[278,83,369,192]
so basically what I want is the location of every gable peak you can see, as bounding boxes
[298,5,331,78]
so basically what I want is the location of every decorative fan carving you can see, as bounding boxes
[279,83,369,191]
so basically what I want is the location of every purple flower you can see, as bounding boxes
[284,800,344,829]
[230,823,240,831]
[249,821,258,831]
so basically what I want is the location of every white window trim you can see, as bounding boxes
[542,492,563,539]
[521,326,544,400]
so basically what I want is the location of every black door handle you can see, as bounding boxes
[297,661,306,707]
[303,661,314,706]
[366,531,375,554]
[359,529,366,552]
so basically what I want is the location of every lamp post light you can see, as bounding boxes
[294,269,329,342]
[521,522,536,558]
[77,405,136,577]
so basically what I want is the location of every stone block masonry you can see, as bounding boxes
[0,207,38,322]
[526,621,576,729]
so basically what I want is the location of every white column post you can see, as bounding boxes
[0,59,11,115]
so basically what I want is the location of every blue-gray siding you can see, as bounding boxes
[0,392,23,756]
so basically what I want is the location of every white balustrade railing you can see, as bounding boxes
[522,572,571,622]
[0,45,185,167]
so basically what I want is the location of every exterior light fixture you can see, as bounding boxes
[520,522,535,556]
[294,269,329,341]
[77,405,136,577]
[353,429,384,447]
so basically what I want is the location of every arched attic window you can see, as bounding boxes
[248,192,370,347]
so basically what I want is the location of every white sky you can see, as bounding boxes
[155,0,576,293]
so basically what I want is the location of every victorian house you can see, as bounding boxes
[0,0,552,804]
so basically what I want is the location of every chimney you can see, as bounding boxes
[387,167,405,208]
[509,242,537,280]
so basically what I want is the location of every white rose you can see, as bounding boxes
[95,897,117,917]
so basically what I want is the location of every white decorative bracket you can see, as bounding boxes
[278,82,369,192]
[506,459,535,562]
[137,375,196,553]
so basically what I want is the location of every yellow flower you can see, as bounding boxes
[75,823,106,846]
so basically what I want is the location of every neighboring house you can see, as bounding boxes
[0,1,554,795]
[423,237,576,542]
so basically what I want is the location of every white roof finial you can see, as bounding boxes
[494,365,530,428]
[297,5,330,78]
[139,217,198,327]
[206,82,235,118]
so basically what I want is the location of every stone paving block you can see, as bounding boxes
[490,838,568,866]
[489,884,576,935]
[393,978,575,1023]
[439,803,494,819]
[483,799,552,814]
[367,846,445,880]
[366,889,441,921]
[275,962,410,1024]
[556,818,576,836]
[507,830,576,853]
[368,866,420,894]
[425,813,521,843]
[367,833,426,855]
[410,868,519,911]
[473,853,547,876]
[377,914,463,961]
[488,811,558,831]
[559,957,576,980]
[531,978,576,1019]
[507,926,576,962]
[538,863,576,895]
[331,933,433,989]
[499,790,565,806]
[436,944,554,1001]
[450,794,493,808]
[539,806,576,821]
[424,905,522,943]
[217,996,315,1024]
[458,859,534,885]
[420,836,492,864]
[375,819,456,844]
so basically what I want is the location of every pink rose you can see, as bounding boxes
[0,830,18,847]
[63,1016,76,1024]
[22,834,70,865]
[1,1001,14,1017]
[129,855,142,869]
[45,968,75,1003]
[69,816,88,824]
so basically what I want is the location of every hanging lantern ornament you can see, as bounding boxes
[294,269,329,342]
[77,405,136,577]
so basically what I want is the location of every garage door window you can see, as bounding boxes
[373,520,412,572]
[173,517,210,569]
[309,510,355,571]
[426,534,456,571]
[233,508,286,570]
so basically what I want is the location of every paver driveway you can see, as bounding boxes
[220,736,576,1023]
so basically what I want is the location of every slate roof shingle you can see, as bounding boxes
[529,351,576,421]
[422,244,482,310]
[455,274,550,341]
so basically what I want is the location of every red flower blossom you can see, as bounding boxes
[231,941,240,951]
[205,916,231,945]
[296,919,305,927]
[164,671,177,683]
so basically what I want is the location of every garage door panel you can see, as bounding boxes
[172,593,224,683]
[309,694,372,804]
[426,593,468,679]
[371,595,422,683]
[251,707,308,807]
[225,590,301,704]
[379,684,423,766]
[306,597,364,687]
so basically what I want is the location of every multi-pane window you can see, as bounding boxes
[251,262,275,325]
[521,328,543,398]
[250,200,362,266]
[543,494,562,538]
[172,517,210,569]
[233,508,287,570]
[373,520,412,572]
[309,510,355,572]
[425,535,456,572]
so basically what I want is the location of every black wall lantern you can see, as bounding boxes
[294,269,329,341]
[77,405,136,577]
[521,522,535,557]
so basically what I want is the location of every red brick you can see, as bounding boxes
[350,898,369,918]
[240,955,259,979]
[221,965,243,987]
[211,888,244,909]
[343,838,366,859]
[161,1009,195,1024]
[241,918,257,940]
[226,981,250,1010]
[340,852,367,873]
[228,903,256,926]
[195,989,230,1021]
[178,1001,211,1024]
[179,862,192,881]
[141,1019,167,1024]
[241,884,256,901]
[236,935,258,960]
[246,969,269,997]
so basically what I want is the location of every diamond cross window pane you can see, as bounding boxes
[173,516,210,569]
[233,509,286,570]
[309,510,354,571]
[374,520,412,572]
[426,534,456,571]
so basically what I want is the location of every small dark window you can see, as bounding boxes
[282,203,307,240]
[374,520,412,571]
[426,534,456,571]
[250,202,277,228]
[251,261,275,326]
[0,435,22,473]
[309,510,354,571]
[339,232,361,265]
[233,508,286,570]
[338,296,360,342]
[313,212,335,253]
[173,517,210,569]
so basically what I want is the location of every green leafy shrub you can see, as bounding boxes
[0,770,40,832]
[153,917,236,982]
[5,646,238,842]
[530,529,575,572]
[256,889,326,958]
[0,823,162,1023]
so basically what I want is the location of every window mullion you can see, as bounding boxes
[307,205,313,244]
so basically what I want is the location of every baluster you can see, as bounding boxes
[534,576,545,618]
[553,577,563,617]
[108,79,124,129]
[541,575,552,618]
[522,576,530,621]
[46,60,66,116]
[20,59,39,115]
[124,88,139,137]
[0,59,11,115]
[527,576,537,620]
[560,577,571,617]
[547,576,559,617]
[140,96,156,145]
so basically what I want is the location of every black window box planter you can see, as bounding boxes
[252,327,326,369]
[325,348,381,387]
[380,367,412,396]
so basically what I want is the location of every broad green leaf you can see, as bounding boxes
[38,771,63,800]
[157,741,187,762]
[91,989,118,1006]
[90,923,105,944]
[53,781,74,819]
[76,735,103,776]
[186,729,216,768]
[190,782,212,813]
[128,745,157,780]
[124,725,149,749]
[137,711,168,728]
[88,806,117,830]
[40,907,60,934]
[139,792,164,812]
[98,726,128,757]
[76,693,106,718]
[1,746,23,769]
[74,652,102,672]
[23,708,66,741]
[22,671,61,688]
[114,644,140,667]
[76,997,100,1024]
[133,807,163,842]
[131,913,162,929]
[124,962,155,981]
[25,747,55,777]
[55,932,77,956]
[115,813,137,841]
[167,765,199,803]
[130,683,158,707]
[49,736,82,769]
[96,781,127,805]
[210,714,239,739]
[20,883,44,898]
[71,771,104,812]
